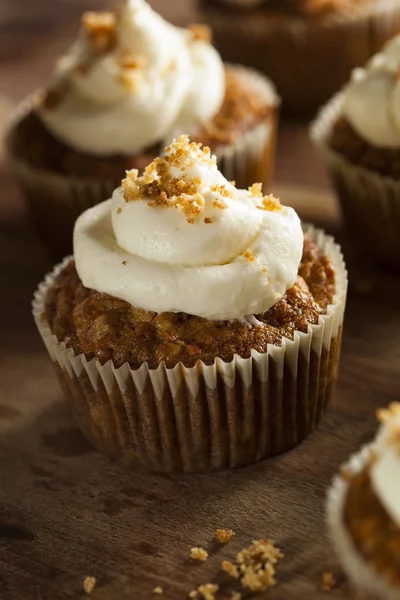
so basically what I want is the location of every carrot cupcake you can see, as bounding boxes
[327,403,400,599]
[33,136,347,473]
[7,0,279,257]
[312,35,400,269]
[199,0,400,116]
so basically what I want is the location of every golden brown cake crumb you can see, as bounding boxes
[260,195,282,212]
[321,572,335,592]
[153,586,163,595]
[188,23,212,43]
[236,540,283,592]
[216,529,235,544]
[190,547,209,562]
[189,591,198,599]
[231,593,241,600]
[249,183,263,198]
[83,576,96,595]
[197,584,219,600]
[377,403,400,424]
[221,560,239,578]
[244,250,256,263]
[81,11,116,53]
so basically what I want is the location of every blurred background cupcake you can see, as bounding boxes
[312,35,400,270]
[7,0,279,257]
[198,0,400,117]
[327,403,400,600]
[33,136,347,473]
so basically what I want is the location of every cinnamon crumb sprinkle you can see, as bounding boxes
[83,576,96,595]
[190,547,209,562]
[244,250,256,263]
[259,195,282,212]
[221,560,239,579]
[204,217,212,224]
[116,207,122,214]
[81,11,116,53]
[122,261,127,266]
[122,136,217,223]
[188,23,212,43]
[153,586,164,595]
[237,539,283,592]
[377,403,400,423]
[216,529,235,543]
[261,267,268,274]
[210,184,233,199]
[321,572,335,592]
[118,53,148,70]
[197,584,219,600]
[249,183,263,198]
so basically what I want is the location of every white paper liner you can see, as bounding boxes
[6,67,278,257]
[202,0,400,114]
[327,444,400,600]
[32,224,347,472]
[311,93,400,267]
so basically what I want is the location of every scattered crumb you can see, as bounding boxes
[259,195,282,212]
[261,267,268,274]
[377,403,400,423]
[237,539,283,592]
[198,584,219,600]
[229,180,236,186]
[153,586,163,595]
[244,250,256,263]
[118,53,148,70]
[188,23,212,43]
[321,572,335,592]
[204,217,212,224]
[122,261,127,266]
[83,576,96,595]
[216,529,235,544]
[231,593,241,600]
[249,183,263,198]
[190,547,209,562]
[81,11,116,52]
[116,207,122,214]
[189,591,198,599]
[221,560,239,579]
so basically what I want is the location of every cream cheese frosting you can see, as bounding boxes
[370,403,400,527]
[74,136,303,320]
[38,0,225,156]
[343,35,400,148]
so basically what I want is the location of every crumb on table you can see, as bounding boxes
[190,547,209,562]
[216,529,235,543]
[321,572,335,592]
[153,586,163,595]
[83,576,96,595]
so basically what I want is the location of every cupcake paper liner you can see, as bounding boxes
[32,225,347,473]
[311,93,400,269]
[327,445,400,600]
[201,0,400,116]
[6,66,279,259]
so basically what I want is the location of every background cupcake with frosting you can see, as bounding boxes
[33,135,347,473]
[199,0,400,116]
[312,35,400,269]
[7,0,279,257]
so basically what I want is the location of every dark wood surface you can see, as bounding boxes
[1,2,399,600]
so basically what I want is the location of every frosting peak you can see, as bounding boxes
[343,35,400,148]
[39,1,225,155]
[74,137,303,320]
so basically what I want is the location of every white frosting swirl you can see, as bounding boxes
[370,404,400,527]
[39,0,225,155]
[74,136,303,320]
[343,35,400,148]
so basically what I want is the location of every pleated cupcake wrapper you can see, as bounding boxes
[311,93,400,268]
[202,1,400,115]
[32,225,347,473]
[6,66,279,258]
[327,445,400,600]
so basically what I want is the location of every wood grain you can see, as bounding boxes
[1,2,398,600]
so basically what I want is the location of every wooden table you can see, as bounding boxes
[1,2,399,599]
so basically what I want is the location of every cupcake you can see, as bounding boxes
[33,136,347,473]
[327,403,400,600]
[312,35,400,269]
[199,0,400,116]
[7,0,279,258]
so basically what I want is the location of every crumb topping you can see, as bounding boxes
[221,561,240,578]
[191,584,219,600]
[232,540,283,592]
[377,403,400,424]
[190,547,209,562]
[153,586,164,595]
[244,250,256,263]
[83,576,96,595]
[249,183,263,198]
[81,11,117,53]
[321,572,335,592]
[118,53,148,70]
[259,195,282,212]
[122,136,222,223]
[187,23,212,43]
[216,528,235,543]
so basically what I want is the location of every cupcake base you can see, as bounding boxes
[311,93,400,270]
[32,225,347,473]
[201,1,400,116]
